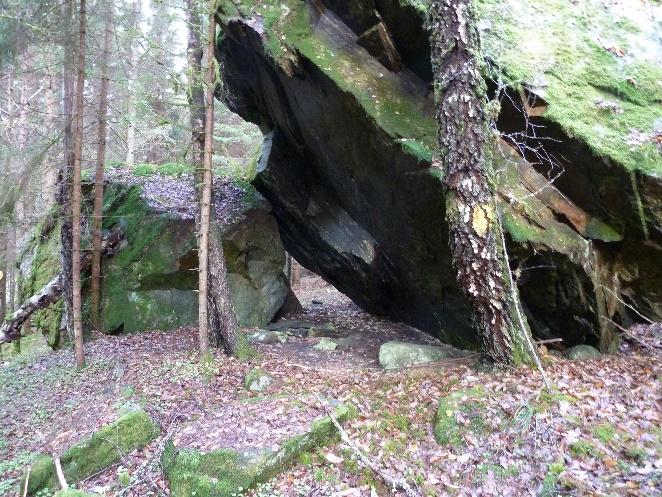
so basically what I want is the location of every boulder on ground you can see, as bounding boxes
[565,345,602,361]
[247,330,287,344]
[244,368,275,392]
[18,177,292,346]
[313,338,338,351]
[22,409,159,496]
[216,0,662,352]
[379,341,468,370]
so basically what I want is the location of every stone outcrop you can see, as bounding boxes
[17,175,293,346]
[22,409,159,496]
[215,0,661,351]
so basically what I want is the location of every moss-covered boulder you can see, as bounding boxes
[379,341,468,370]
[162,404,354,497]
[244,368,275,392]
[18,176,292,343]
[214,0,661,351]
[22,409,159,496]
[565,345,602,361]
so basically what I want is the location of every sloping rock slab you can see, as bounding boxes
[214,0,650,351]
[22,410,159,496]
[162,404,354,497]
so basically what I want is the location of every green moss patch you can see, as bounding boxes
[475,0,662,175]
[23,410,159,496]
[434,387,489,446]
[163,404,355,497]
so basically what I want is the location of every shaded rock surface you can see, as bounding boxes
[216,0,661,351]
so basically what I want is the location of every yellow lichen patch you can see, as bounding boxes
[472,203,494,237]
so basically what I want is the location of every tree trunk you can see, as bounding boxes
[42,61,60,210]
[208,211,239,353]
[71,0,87,369]
[90,1,113,331]
[429,0,536,366]
[58,0,75,344]
[124,0,141,169]
[186,0,205,173]
[0,232,6,321]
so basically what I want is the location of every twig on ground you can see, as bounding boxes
[22,467,30,497]
[316,394,422,497]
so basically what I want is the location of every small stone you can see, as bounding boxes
[565,345,601,360]
[312,299,324,305]
[244,368,275,392]
[313,338,338,351]
[247,330,287,344]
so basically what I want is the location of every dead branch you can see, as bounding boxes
[317,395,422,497]
[54,456,69,489]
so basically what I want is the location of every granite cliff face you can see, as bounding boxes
[215,0,662,350]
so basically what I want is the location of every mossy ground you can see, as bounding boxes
[434,386,489,446]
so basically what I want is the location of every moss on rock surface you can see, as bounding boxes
[23,410,159,496]
[19,177,291,342]
[163,404,355,497]
[54,490,103,497]
[215,0,661,351]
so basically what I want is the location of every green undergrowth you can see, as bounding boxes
[434,386,489,447]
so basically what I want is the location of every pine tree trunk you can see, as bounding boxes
[124,0,140,168]
[71,0,87,369]
[429,0,536,366]
[58,0,76,344]
[42,62,60,210]
[0,232,6,321]
[90,1,113,331]
[187,0,206,173]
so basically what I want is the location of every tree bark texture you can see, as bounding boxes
[71,0,87,369]
[187,0,206,173]
[124,0,141,168]
[202,6,239,355]
[58,0,75,342]
[429,0,535,365]
[90,0,113,331]
[0,229,123,344]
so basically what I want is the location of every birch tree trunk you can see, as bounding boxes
[90,0,113,331]
[71,0,87,369]
[429,0,536,365]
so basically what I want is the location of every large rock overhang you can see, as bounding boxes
[215,0,661,350]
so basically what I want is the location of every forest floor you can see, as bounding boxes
[0,273,660,497]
